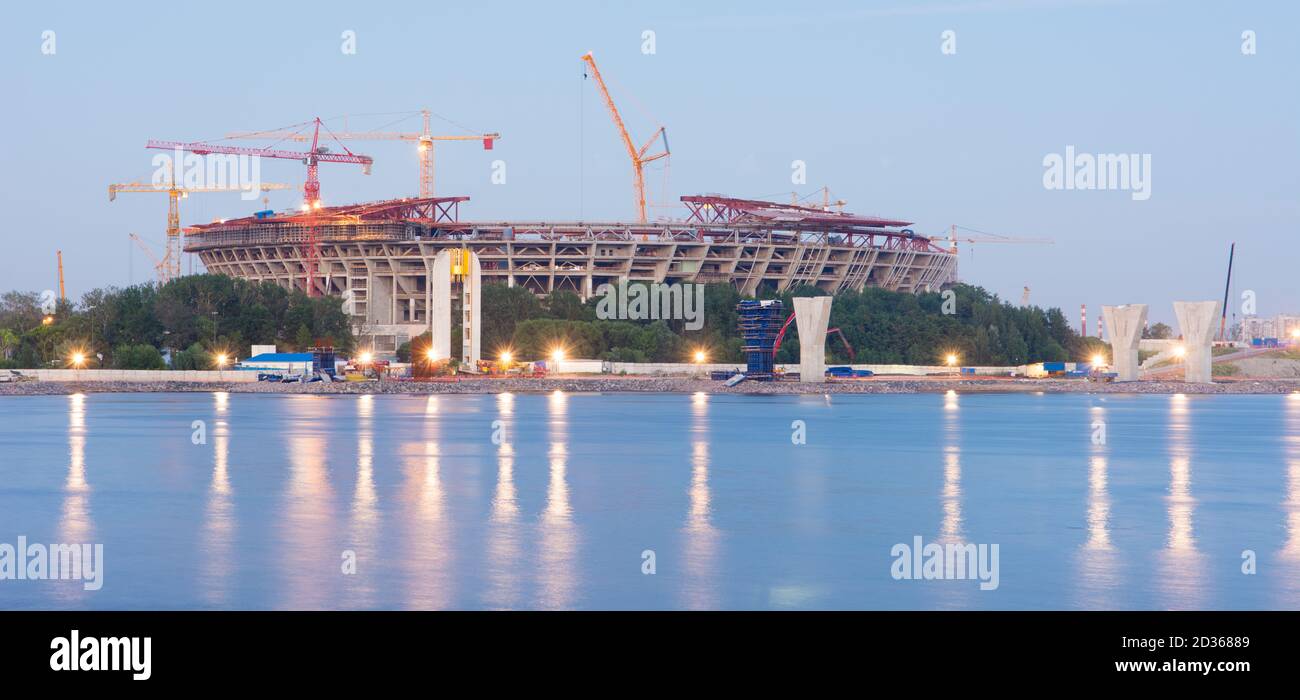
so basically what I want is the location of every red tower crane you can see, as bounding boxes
[147,118,373,295]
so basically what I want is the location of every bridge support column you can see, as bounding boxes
[431,249,482,369]
[1102,304,1147,381]
[793,296,833,384]
[1173,300,1222,384]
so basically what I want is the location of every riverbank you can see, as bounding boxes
[2,375,1298,396]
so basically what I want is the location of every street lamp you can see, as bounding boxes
[1091,353,1106,367]
[693,349,707,364]
[215,353,228,380]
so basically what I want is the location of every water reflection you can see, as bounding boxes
[1075,404,1118,608]
[280,397,336,609]
[682,392,718,610]
[537,391,576,609]
[402,395,452,609]
[347,394,379,608]
[485,392,522,609]
[932,391,971,609]
[939,391,962,542]
[55,394,92,603]
[201,393,234,606]
[1158,394,1204,609]
[1279,394,1300,606]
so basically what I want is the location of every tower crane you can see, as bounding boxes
[581,52,670,224]
[226,110,498,198]
[109,175,292,284]
[148,118,373,295]
[935,225,1054,254]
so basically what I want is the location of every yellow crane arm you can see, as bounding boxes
[109,182,293,201]
[226,130,499,143]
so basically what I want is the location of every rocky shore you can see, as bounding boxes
[2,375,1297,396]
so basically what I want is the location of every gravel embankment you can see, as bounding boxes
[2,375,1297,396]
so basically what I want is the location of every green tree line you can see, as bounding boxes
[400,281,1102,366]
[0,274,354,369]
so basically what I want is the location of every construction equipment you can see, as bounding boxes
[1220,242,1235,341]
[936,225,1054,254]
[772,313,856,362]
[127,233,168,284]
[792,187,847,213]
[149,118,373,295]
[581,52,670,223]
[227,110,498,198]
[57,250,65,301]
[110,175,292,284]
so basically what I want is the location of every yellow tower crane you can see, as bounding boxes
[226,110,499,198]
[581,52,670,224]
[109,177,293,283]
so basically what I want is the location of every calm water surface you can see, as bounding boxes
[2,390,1299,610]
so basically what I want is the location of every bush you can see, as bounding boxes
[172,342,209,370]
[112,344,166,370]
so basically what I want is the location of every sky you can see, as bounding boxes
[3,0,1297,327]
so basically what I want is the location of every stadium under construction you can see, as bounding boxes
[185,194,959,351]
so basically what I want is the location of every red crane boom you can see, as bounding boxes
[147,117,372,209]
[147,118,373,296]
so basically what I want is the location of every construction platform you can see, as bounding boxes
[185,194,957,351]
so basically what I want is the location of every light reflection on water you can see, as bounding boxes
[1158,393,1205,610]
[1279,394,1300,606]
[280,397,336,610]
[1075,403,1117,609]
[485,393,520,609]
[55,394,91,605]
[681,391,717,610]
[3,391,1300,610]
[537,391,575,610]
[201,392,233,606]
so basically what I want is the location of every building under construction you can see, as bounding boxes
[185,194,957,351]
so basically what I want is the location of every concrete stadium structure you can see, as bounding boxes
[186,194,958,351]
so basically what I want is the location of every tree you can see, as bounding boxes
[295,324,313,351]
[112,344,166,370]
[547,290,594,322]
[481,283,547,354]
[172,342,209,370]
[1144,322,1173,340]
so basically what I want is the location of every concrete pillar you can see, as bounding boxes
[430,250,453,362]
[792,296,833,384]
[462,252,482,369]
[431,249,482,369]
[1101,304,1147,381]
[1173,300,1222,384]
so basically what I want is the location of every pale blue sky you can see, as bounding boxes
[3,0,1296,326]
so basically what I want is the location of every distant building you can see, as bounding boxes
[1242,314,1300,342]
[236,352,313,375]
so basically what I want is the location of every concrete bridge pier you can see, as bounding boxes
[1173,300,1222,384]
[1102,304,1147,381]
[792,297,833,384]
